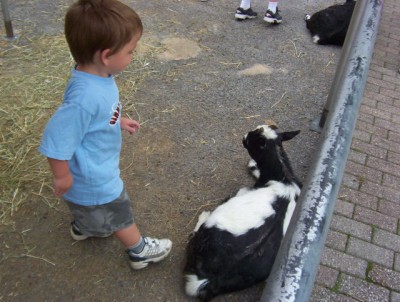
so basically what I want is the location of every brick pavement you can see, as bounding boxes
[310,1,400,301]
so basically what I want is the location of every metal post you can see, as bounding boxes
[310,0,368,132]
[260,1,383,301]
[1,0,14,39]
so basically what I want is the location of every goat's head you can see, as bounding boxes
[243,125,300,166]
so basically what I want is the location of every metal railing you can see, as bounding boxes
[260,1,384,301]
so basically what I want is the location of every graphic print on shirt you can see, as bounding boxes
[109,102,121,126]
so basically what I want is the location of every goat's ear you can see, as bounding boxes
[280,130,300,142]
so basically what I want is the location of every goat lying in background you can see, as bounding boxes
[305,0,356,46]
[184,125,302,301]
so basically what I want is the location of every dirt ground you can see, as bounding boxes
[0,0,343,301]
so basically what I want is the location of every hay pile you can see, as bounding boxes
[0,33,155,225]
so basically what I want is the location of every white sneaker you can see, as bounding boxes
[128,237,172,270]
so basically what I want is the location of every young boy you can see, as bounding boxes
[235,0,282,24]
[39,0,172,270]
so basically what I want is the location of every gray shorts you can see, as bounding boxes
[65,188,134,237]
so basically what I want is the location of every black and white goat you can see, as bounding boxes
[184,125,302,301]
[305,0,356,46]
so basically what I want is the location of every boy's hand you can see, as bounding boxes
[53,174,73,196]
[47,158,73,197]
[120,117,140,134]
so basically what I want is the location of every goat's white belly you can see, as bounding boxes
[204,187,277,236]
[204,182,299,236]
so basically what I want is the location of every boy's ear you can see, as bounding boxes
[99,49,112,66]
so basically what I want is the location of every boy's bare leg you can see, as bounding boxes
[114,223,141,247]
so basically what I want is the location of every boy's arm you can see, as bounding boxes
[47,158,73,197]
[120,117,140,134]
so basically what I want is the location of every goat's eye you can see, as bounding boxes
[257,138,267,149]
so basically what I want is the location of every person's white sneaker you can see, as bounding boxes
[128,237,172,270]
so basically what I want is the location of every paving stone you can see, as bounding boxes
[326,230,348,251]
[394,99,400,109]
[353,129,372,143]
[373,228,400,253]
[378,199,400,218]
[342,173,361,190]
[395,253,400,273]
[364,87,393,104]
[372,49,389,63]
[367,73,396,90]
[356,120,389,138]
[364,82,380,93]
[338,186,378,210]
[371,136,400,156]
[370,58,384,68]
[378,102,400,115]
[389,131,400,143]
[382,74,399,87]
[392,113,400,124]
[310,285,359,302]
[383,55,398,71]
[330,214,372,241]
[360,103,393,119]
[375,117,397,132]
[359,182,400,210]
[347,237,394,268]
[316,265,339,288]
[380,87,400,100]
[340,273,390,302]
[368,264,400,292]
[351,138,388,159]
[391,291,400,302]
[334,199,355,218]
[320,247,368,278]
[388,151,400,166]
[362,96,378,108]
[354,205,398,233]
[345,160,383,183]
[347,149,367,165]
[367,157,400,179]
[382,173,400,190]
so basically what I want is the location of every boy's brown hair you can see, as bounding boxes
[65,0,143,65]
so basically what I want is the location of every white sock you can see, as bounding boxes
[128,236,145,254]
[268,1,278,13]
[240,0,251,10]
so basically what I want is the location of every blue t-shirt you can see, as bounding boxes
[39,69,124,206]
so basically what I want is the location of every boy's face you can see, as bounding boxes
[106,33,141,75]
